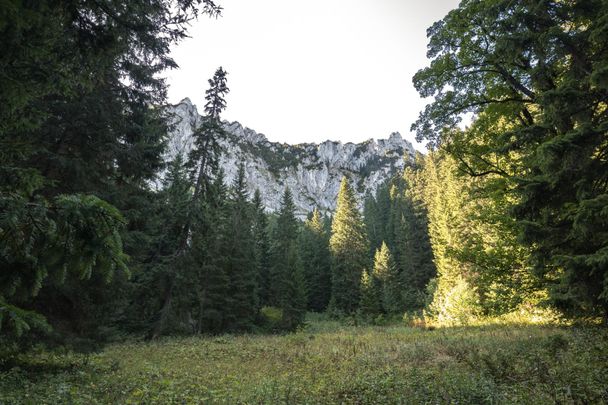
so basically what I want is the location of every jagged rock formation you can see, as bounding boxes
[163,98,416,217]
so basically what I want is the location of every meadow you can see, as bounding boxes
[1,316,607,404]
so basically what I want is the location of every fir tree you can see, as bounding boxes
[191,169,230,334]
[252,189,271,308]
[373,242,401,315]
[281,242,307,331]
[222,164,258,331]
[153,68,229,337]
[0,0,222,342]
[359,270,381,317]
[299,208,332,312]
[270,188,307,330]
[329,177,369,314]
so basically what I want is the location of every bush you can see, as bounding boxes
[259,306,283,332]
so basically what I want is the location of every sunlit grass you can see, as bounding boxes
[1,315,607,404]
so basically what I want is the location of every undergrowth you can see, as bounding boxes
[1,315,606,404]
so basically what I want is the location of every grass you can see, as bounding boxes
[1,315,607,404]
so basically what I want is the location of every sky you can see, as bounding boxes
[165,0,460,149]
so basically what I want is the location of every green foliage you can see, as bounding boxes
[363,173,436,314]
[413,0,608,319]
[222,164,258,331]
[413,151,541,324]
[427,276,480,326]
[1,320,607,404]
[299,208,332,312]
[1,0,221,343]
[329,177,370,314]
[359,270,381,317]
[0,193,129,339]
[269,188,307,331]
[259,306,283,332]
[372,242,401,315]
[252,190,272,307]
[280,243,307,331]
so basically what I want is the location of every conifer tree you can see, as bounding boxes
[372,242,401,314]
[270,188,307,330]
[398,172,436,310]
[0,0,222,341]
[281,242,307,331]
[359,270,381,317]
[222,164,258,331]
[191,169,230,334]
[329,177,370,314]
[252,189,271,308]
[189,67,230,204]
[299,208,332,312]
[153,67,229,337]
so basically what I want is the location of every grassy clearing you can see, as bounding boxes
[1,316,607,404]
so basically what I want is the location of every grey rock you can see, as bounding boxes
[161,98,415,218]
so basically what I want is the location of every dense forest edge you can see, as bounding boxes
[1,0,607,399]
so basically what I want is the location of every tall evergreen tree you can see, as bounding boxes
[281,242,307,331]
[329,177,369,314]
[372,242,401,315]
[0,0,223,340]
[359,270,381,317]
[252,189,271,308]
[191,169,230,334]
[153,67,229,337]
[222,164,258,331]
[299,208,332,312]
[270,188,307,329]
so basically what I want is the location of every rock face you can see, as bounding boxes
[164,98,415,217]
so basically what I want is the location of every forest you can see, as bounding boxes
[1,0,607,403]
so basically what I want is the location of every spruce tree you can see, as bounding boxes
[299,208,332,312]
[0,0,222,341]
[153,67,229,337]
[359,270,381,317]
[222,164,258,331]
[281,242,307,331]
[270,188,307,330]
[252,189,271,308]
[373,242,401,315]
[191,169,230,334]
[329,177,369,315]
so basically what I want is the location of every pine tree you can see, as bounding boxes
[372,242,401,314]
[222,164,258,331]
[299,208,332,312]
[153,67,229,337]
[399,170,436,311]
[252,189,271,308]
[269,188,307,330]
[0,0,222,342]
[359,270,381,317]
[329,177,370,315]
[281,242,307,331]
[191,169,230,334]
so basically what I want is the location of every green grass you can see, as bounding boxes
[1,316,607,404]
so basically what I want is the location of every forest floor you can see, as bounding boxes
[1,315,607,404]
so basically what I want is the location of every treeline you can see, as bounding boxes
[2,0,608,353]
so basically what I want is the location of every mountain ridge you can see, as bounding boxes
[164,98,416,217]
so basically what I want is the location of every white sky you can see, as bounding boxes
[165,0,460,150]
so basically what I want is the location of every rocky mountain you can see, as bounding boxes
[163,98,416,217]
